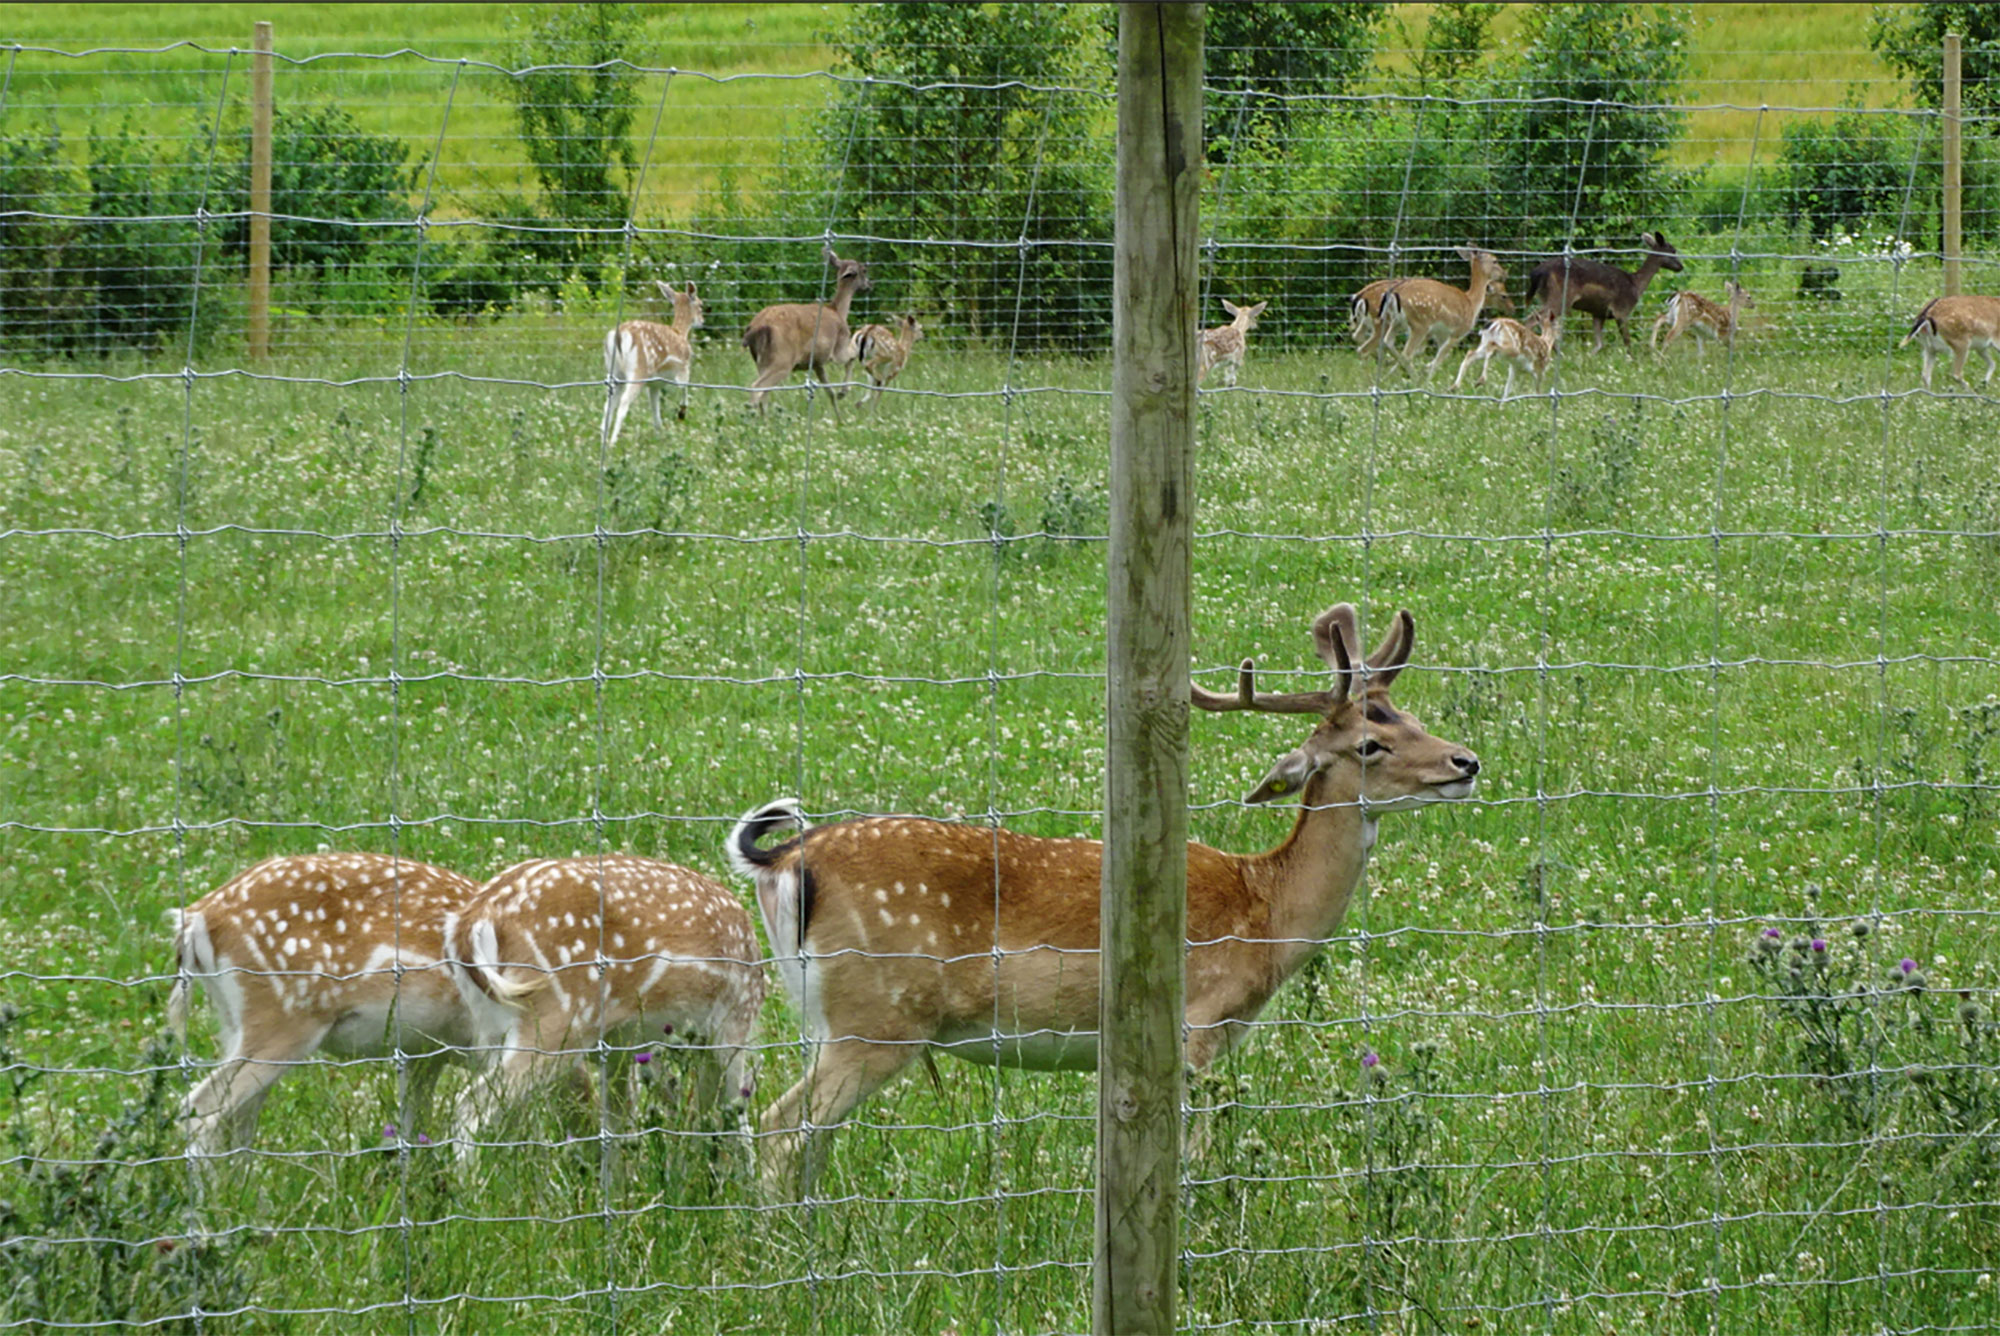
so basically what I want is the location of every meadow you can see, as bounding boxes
[3,222,2000,1331]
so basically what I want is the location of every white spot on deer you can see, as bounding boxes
[878,909,896,927]
[874,889,888,903]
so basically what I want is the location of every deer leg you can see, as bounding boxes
[182,1025,325,1164]
[1499,364,1518,403]
[758,1035,920,1200]
[450,1015,584,1158]
[1953,344,1972,388]
[1981,346,1997,385]
[1591,317,1607,353]
[604,378,645,448]
[1451,346,1480,391]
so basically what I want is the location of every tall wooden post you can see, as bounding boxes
[1097,5,1201,1335]
[248,21,273,359]
[1943,30,1962,297]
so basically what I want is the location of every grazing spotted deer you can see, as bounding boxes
[729,601,1481,1195]
[1196,298,1268,387]
[1901,294,2000,390]
[1527,231,1684,353]
[602,281,706,447]
[443,854,764,1153]
[1650,280,1755,359]
[851,313,924,409]
[1352,264,1515,363]
[167,853,483,1163]
[743,246,872,420]
[1374,247,1508,380]
[1452,312,1561,401]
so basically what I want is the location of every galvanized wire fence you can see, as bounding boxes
[3,25,2000,1334]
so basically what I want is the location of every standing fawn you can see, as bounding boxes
[167,853,483,1163]
[1901,294,2000,389]
[850,313,924,409]
[1527,231,1684,353]
[743,246,872,420]
[443,854,764,1154]
[1375,247,1508,379]
[1650,280,1755,359]
[1196,298,1268,387]
[729,601,1481,1196]
[1452,312,1561,401]
[602,281,705,447]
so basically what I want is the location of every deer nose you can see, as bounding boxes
[1452,754,1481,778]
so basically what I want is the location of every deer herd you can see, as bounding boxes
[600,236,1996,444]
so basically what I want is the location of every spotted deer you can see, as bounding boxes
[602,281,705,447]
[443,854,764,1153]
[728,601,1481,1195]
[1901,294,2000,389]
[1374,247,1508,379]
[1650,280,1755,359]
[1526,231,1684,353]
[851,313,924,409]
[743,246,872,420]
[1453,312,1561,401]
[166,853,483,1163]
[1196,298,1267,386]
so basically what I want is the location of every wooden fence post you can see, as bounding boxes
[1097,5,1201,1335]
[249,20,273,359]
[1943,30,1962,297]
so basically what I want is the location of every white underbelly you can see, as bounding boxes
[931,1024,1100,1072]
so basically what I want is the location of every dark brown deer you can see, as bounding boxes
[1527,231,1684,353]
[727,601,1481,1196]
[742,246,872,420]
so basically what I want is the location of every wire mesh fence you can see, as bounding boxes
[4,10,2000,1332]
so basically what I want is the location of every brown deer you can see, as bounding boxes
[1352,264,1515,363]
[1901,294,2000,389]
[443,854,764,1153]
[1452,311,1561,401]
[602,281,705,447]
[1196,298,1268,386]
[1374,247,1508,380]
[728,601,1481,1195]
[850,313,924,409]
[167,853,483,1163]
[1650,280,1755,359]
[743,246,872,420]
[1526,231,1684,353]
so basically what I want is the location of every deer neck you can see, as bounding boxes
[829,274,862,321]
[1632,251,1670,295]
[1465,273,1494,319]
[1243,765,1373,968]
[672,307,696,336]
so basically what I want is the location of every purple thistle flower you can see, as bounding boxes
[1902,958,1919,974]
[1361,1051,1380,1069]
[414,1133,430,1146]
[1764,927,1783,939]
[740,1086,754,1100]
[382,1123,398,1141]
[662,1023,674,1036]
[633,1052,652,1065]
[1811,938,1827,952]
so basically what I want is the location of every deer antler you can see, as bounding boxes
[1190,658,1343,714]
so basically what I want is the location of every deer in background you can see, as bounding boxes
[743,246,872,420]
[602,281,705,447]
[1352,263,1515,363]
[1453,311,1561,401]
[728,601,1481,1196]
[1196,298,1268,387]
[1901,294,2000,389]
[443,854,764,1154]
[167,853,483,1164]
[1372,247,1508,380]
[1651,280,1756,359]
[851,313,924,409]
[1527,231,1684,353]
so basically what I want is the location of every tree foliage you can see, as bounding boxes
[1871,3,2000,117]
[504,4,644,238]
[1201,3,1389,154]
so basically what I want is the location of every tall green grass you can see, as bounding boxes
[3,258,1998,1329]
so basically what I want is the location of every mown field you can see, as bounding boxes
[3,231,1999,1331]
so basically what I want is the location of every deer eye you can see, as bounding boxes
[1357,738,1389,758]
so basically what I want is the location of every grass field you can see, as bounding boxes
[4,229,2000,1330]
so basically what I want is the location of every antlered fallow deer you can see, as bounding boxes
[1452,312,1561,401]
[743,246,872,420]
[1650,280,1755,359]
[1901,294,2000,390]
[167,853,483,1162]
[443,854,764,1152]
[1374,247,1508,380]
[1197,298,1268,386]
[602,281,706,447]
[851,313,924,409]
[728,601,1481,1195]
[1526,231,1684,353]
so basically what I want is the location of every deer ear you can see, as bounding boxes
[1456,245,1476,262]
[1245,748,1318,805]
[1222,299,1240,316]
[685,281,698,299]
[822,244,839,265]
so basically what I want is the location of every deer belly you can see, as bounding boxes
[930,1023,1100,1072]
